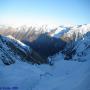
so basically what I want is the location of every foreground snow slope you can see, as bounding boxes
[0,53,89,90]
[34,60,90,90]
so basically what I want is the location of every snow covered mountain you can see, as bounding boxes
[49,24,90,39]
[0,35,47,65]
[0,24,90,40]
[0,34,32,65]
[0,24,90,90]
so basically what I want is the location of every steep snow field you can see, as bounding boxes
[0,53,90,90]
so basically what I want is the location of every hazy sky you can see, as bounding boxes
[0,0,90,26]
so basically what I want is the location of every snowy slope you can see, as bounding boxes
[0,61,44,90]
[0,51,89,90]
[33,60,89,90]
[0,35,32,65]
[73,32,90,62]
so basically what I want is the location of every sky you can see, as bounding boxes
[0,0,90,26]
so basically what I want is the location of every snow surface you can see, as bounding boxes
[0,53,90,90]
